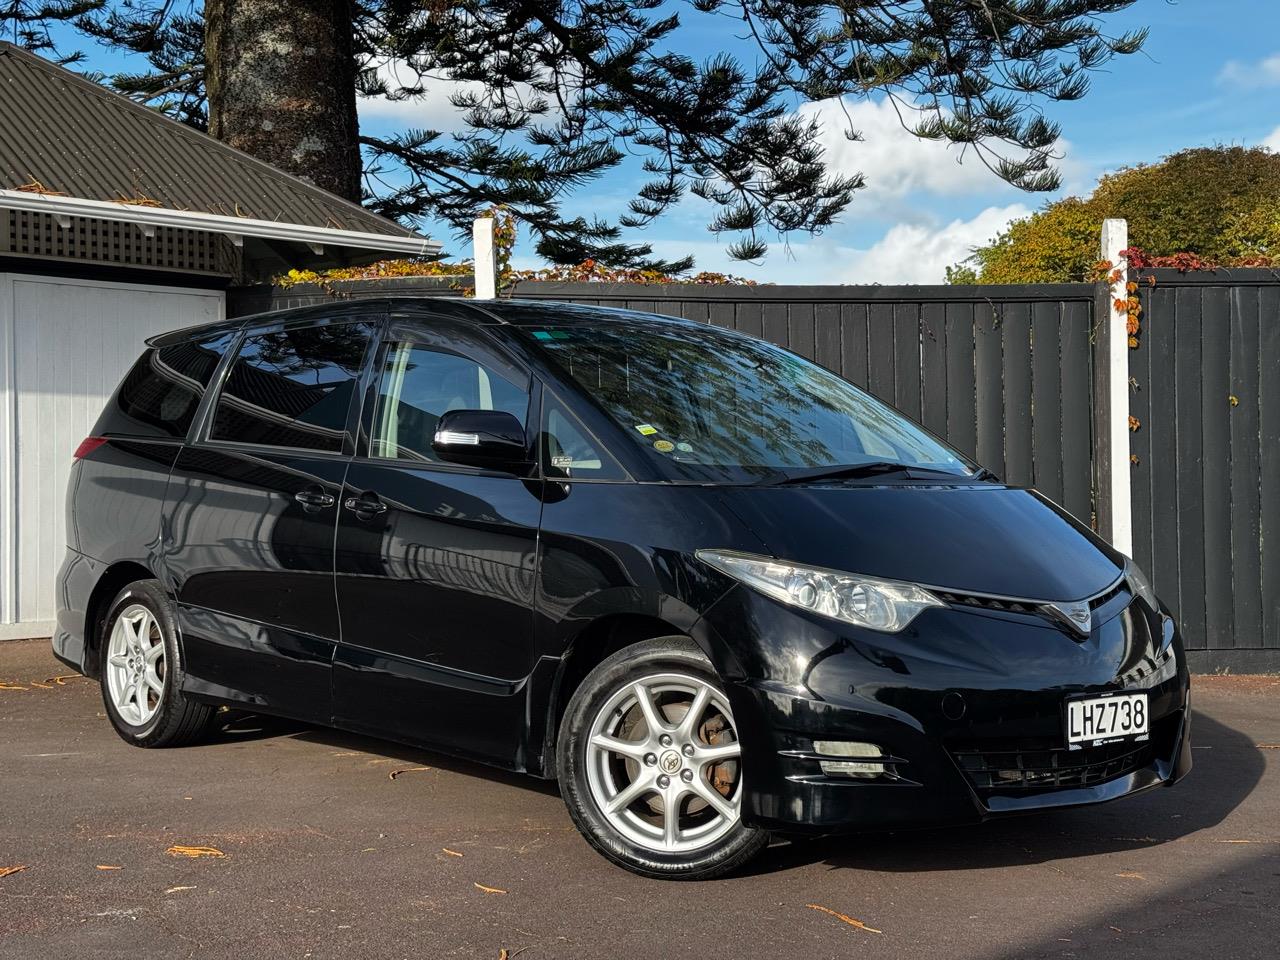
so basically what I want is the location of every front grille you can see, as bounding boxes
[1089,580,1128,610]
[950,738,1154,792]
[932,591,1037,614]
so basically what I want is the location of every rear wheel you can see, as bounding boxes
[557,637,768,879]
[99,580,216,747]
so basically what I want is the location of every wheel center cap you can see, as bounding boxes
[659,750,682,774]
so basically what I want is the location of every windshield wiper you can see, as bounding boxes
[770,461,977,485]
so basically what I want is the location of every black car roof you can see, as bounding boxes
[146,296,711,348]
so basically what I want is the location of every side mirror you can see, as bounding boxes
[432,409,529,470]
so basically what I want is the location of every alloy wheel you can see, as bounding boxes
[584,672,743,854]
[105,603,166,727]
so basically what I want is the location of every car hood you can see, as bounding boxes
[715,482,1124,603]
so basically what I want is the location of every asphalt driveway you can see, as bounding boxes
[1,638,1277,959]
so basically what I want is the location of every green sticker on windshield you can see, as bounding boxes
[635,424,658,436]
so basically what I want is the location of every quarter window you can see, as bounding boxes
[369,340,529,461]
[209,322,374,452]
[105,331,236,439]
[540,392,625,480]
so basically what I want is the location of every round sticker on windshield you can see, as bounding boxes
[653,439,675,453]
[676,442,693,452]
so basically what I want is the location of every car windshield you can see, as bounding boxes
[523,319,974,483]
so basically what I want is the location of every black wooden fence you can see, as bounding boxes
[228,274,1280,671]
[1131,269,1280,672]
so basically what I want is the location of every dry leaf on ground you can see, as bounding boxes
[166,845,225,858]
[0,865,29,878]
[388,766,432,780]
[474,882,507,895]
[95,865,123,871]
[806,903,882,934]
[442,848,464,857]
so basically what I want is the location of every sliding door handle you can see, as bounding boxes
[343,493,388,518]
[294,488,336,510]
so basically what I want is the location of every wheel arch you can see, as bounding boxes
[536,597,742,779]
[82,561,159,678]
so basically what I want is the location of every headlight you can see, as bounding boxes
[696,549,943,632]
[1126,559,1159,611]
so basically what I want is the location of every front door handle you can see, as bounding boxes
[343,493,388,519]
[294,488,336,511]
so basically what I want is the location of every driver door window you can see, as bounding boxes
[369,341,528,461]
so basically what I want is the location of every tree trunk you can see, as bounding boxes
[205,0,362,202]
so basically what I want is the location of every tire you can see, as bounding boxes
[557,636,768,879]
[98,579,216,748]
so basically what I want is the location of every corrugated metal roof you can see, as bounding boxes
[0,41,414,240]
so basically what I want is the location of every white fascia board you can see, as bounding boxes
[0,189,441,258]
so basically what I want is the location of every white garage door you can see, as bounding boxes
[0,274,225,635]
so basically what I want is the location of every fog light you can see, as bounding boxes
[814,740,885,779]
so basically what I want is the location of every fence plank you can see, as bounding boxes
[789,303,816,360]
[680,299,709,324]
[868,303,895,403]
[1032,300,1065,504]
[736,300,762,339]
[1259,286,1280,649]
[1200,287,1233,649]
[1060,300,1092,524]
[972,303,1003,475]
[1174,285,1206,648]
[1229,284,1262,650]
[1129,296,1153,575]
[707,301,735,330]
[762,302,788,347]
[1001,302,1033,487]
[894,303,922,422]
[841,303,869,389]
[920,302,948,437]
[814,303,841,373]
[945,303,977,458]
[1145,284,1181,623]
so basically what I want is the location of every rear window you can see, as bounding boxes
[97,332,236,439]
[209,322,374,452]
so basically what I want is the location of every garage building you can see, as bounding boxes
[0,41,440,638]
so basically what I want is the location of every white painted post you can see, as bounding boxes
[1101,218,1133,556]
[472,217,497,300]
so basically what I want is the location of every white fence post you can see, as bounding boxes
[1101,218,1133,556]
[472,217,497,300]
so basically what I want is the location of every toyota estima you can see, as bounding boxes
[55,298,1191,879]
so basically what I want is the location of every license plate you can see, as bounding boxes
[1066,692,1149,747]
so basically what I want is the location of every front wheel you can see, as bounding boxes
[99,579,216,747]
[557,637,768,879]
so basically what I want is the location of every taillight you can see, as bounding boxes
[73,436,108,459]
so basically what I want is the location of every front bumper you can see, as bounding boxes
[702,584,1192,833]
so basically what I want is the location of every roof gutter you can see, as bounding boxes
[0,188,441,258]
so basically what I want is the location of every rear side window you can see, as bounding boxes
[210,322,374,452]
[370,340,529,461]
[99,331,236,439]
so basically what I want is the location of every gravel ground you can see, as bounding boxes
[1,639,1276,959]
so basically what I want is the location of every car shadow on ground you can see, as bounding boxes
[205,706,1262,875]
[744,709,1262,876]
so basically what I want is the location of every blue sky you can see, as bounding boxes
[50,0,1280,282]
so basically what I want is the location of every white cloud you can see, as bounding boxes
[797,97,1080,208]
[838,203,1031,284]
[358,60,484,132]
[1263,124,1280,151]
[639,202,1031,284]
[1218,53,1280,89]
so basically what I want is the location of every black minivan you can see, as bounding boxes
[54,297,1191,879]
